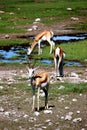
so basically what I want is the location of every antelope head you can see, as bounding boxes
[27,66,39,79]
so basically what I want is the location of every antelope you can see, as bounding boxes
[54,46,66,77]
[27,66,50,111]
[27,30,55,55]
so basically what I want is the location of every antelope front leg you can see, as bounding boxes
[54,58,58,77]
[32,95,35,111]
[50,41,55,54]
[43,87,49,109]
[37,87,40,111]
[38,41,42,55]
[32,86,35,111]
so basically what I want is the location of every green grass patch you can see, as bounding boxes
[50,82,87,96]
[61,40,87,61]
[0,82,87,97]
[0,0,87,33]
[33,40,87,63]
[0,39,28,47]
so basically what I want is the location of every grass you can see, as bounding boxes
[50,82,87,96]
[0,0,87,65]
[0,0,87,33]
[0,39,28,47]
[0,82,87,96]
[33,40,87,63]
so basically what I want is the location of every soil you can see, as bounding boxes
[0,65,87,130]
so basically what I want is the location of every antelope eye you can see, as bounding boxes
[32,71,34,74]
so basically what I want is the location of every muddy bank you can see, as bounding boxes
[0,65,87,84]
[0,19,87,40]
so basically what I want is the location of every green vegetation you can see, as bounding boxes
[0,0,87,64]
[0,39,28,47]
[0,0,87,34]
[33,40,87,63]
[0,82,87,96]
[50,82,87,96]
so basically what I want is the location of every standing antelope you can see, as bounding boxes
[27,30,55,55]
[27,66,50,111]
[54,46,65,77]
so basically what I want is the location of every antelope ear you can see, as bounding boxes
[34,66,39,71]
[26,66,30,71]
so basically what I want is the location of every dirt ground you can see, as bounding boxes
[0,65,87,130]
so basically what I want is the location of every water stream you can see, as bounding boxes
[0,33,87,66]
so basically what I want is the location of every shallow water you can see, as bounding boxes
[53,33,87,41]
[0,33,87,65]
[40,59,83,66]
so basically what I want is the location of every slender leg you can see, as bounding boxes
[59,56,64,77]
[57,56,62,76]
[32,86,35,111]
[38,41,41,55]
[54,57,57,76]
[37,87,40,111]
[32,95,35,111]
[43,85,49,109]
[50,41,55,53]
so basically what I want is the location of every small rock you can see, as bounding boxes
[45,119,51,122]
[13,119,19,122]
[9,12,14,15]
[65,106,70,110]
[61,116,64,120]
[42,126,47,129]
[58,97,64,102]
[73,117,82,123]
[67,8,72,11]
[0,10,5,14]
[71,72,79,77]
[4,111,10,116]
[65,115,72,120]
[18,8,20,10]
[55,128,60,130]
[5,34,9,39]
[27,28,33,31]
[44,110,52,114]
[0,107,4,112]
[32,25,38,30]
[48,122,53,126]
[35,18,41,22]
[81,128,85,130]
[34,111,40,116]
[79,93,82,96]
[23,114,29,118]
[71,17,79,21]
[76,110,80,114]
[72,98,77,102]
[58,85,65,90]
[68,112,73,115]
[0,86,4,89]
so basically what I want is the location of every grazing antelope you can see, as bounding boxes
[27,66,50,111]
[27,30,55,55]
[54,46,65,77]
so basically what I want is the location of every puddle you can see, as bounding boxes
[66,61,83,66]
[0,33,87,64]
[53,33,87,42]
[0,46,27,63]
[40,59,83,66]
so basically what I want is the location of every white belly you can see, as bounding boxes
[41,36,47,41]
[41,82,48,87]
